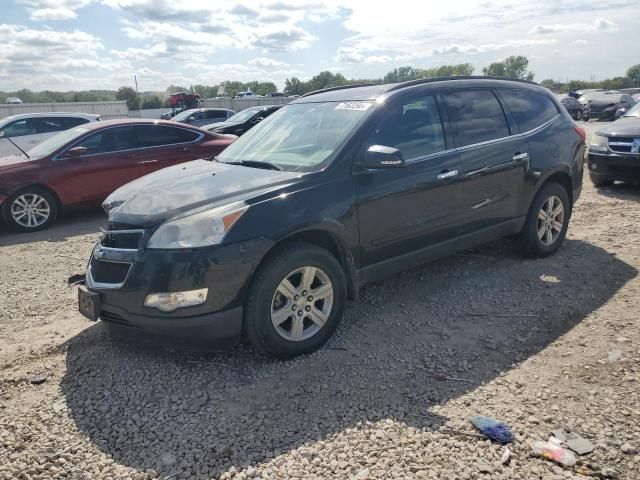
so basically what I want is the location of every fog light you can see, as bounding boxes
[144,288,208,312]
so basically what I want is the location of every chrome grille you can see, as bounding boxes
[100,227,145,251]
[608,137,635,154]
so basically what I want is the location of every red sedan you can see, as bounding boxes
[0,119,236,232]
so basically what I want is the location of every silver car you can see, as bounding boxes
[171,108,236,128]
[0,112,100,157]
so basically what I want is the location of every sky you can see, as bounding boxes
[1,0,639,92]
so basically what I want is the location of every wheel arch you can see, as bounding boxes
[256,227,359,300]
[11,183,63,210]
[535,169,574,206]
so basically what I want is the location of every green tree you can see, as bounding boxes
[625,64,640,86]
[284,77,305,96]
[141,95,163,109]
[483,56,533,80]
[482,62,506,77]
[540,79,555,86]
[116,86,140,110]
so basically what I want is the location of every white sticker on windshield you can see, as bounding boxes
[335,102,372,111]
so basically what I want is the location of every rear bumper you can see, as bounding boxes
[587,152,640,180]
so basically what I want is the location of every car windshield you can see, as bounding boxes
[28,127,89,160]
[225,107,264,124]
[171,110,196,121]
[623,102,640,117]
[217,101,374,172]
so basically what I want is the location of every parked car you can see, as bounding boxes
[0,120,235,232]
[167,92,201,109]
[560,97,585,121]
[264,92,285,97]
[0,113,100,157]
[202,106,281,136]
[160,107,184,120]
[584,93,636,121]
[5,97,23,104]
[77,77,584,358]
[170,108,236,127]
[587,101,640,186]
[234,91,259,98]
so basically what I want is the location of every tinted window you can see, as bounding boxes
[136,125,199,148]
[36,117,67,134]
[443,90,509,146]
[205,110,227,119]
[499,89,558,132]
[62,117,90,128]
[76,127,138,154]
[1,119,37,138]
[371,95,445,160]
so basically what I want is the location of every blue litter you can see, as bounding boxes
[470,416,514,444]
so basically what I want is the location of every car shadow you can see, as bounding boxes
[61,238,636,478]
[0,208,104,247]
[595,182,640,203]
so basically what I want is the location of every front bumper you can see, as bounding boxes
[81,237,272,348]
[587,152,640,180]
[585,108,616,120]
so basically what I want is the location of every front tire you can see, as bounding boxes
[520,182,571,258]
[574,109,583,121]
[244,242,347,359]
[2,187,58,232]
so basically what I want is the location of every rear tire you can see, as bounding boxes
[589,174,613,188]
[520,182,570,258]
[574,110,583,121]
[2,187,58,232]
[244,242,347,359]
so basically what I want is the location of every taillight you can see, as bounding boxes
[574,126,586,143]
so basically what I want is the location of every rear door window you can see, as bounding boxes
[498,89,559,132]
[137,125,200,148]
[75,127,138,155]
[205,110,227,119]
[62,117,90,128]
[36,117,68,134]
[442,89,510,147]
[370,94,446,160]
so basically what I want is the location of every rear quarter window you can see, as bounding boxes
[498,89,559,133]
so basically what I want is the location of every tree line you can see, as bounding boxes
[2,58,639,106]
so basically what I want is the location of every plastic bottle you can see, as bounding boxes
[532,437,577,467]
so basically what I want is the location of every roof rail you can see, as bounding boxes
[387,75,539,92]
[300,83,377,98]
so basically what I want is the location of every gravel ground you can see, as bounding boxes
[1,121,639,480]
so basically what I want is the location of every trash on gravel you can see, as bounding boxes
[470,416,514,444]
[51,397,67,414]
[501,446,511,465]
[532,437,577,467]
[551,429,594,455]
[30,373,48,385]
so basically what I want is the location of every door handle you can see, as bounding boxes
[513,152,529,161]
[437,169,459,180]
[137,159,158,165]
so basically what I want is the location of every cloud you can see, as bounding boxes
[102,0,212,23]
[249,57,290,67]
[254,27,316,52]
[229,4,260,18]
[17,0,93,20]
[529,18,617,34]
[334,47,392,64]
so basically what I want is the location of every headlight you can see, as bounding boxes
[589,134,608,153]
[144,288,208,312]
[147,202,247,249]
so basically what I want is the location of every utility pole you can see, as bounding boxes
[134,74,140,111]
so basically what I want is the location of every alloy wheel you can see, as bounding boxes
[537,195,564,246]
[271,266,334,341]
[11,193,51,228]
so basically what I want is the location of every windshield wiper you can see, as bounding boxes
[5,136,30,158]
[220,159,282,171]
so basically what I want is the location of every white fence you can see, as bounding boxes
[0,101,129,120]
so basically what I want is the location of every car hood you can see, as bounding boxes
[104,159,301,227]
[597,118,640,137]
[588,98,620,107]
[0,153,32,172]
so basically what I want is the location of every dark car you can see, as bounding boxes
[560,96,585,121]
[202,106,281,136]
[584,93,636,121]
[587,101,640,186]
[0,120,236,232]
[77,77,584,358]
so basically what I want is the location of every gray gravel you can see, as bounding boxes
[1,121,640,479]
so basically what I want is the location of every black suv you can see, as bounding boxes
[78,77,585,358]
[203,106,281,136]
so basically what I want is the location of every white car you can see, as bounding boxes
[0,112,100,157]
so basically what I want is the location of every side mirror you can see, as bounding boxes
[615,108,627,119]
[66,146,88,157]
[0,131,5,138]
[361,145,405,169]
